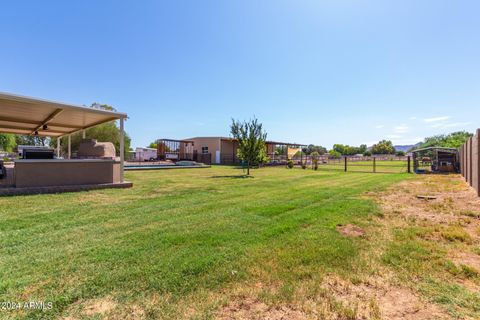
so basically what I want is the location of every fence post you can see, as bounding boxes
[373,157,376,173]
[407,156,411,173]
[344,156,347,172]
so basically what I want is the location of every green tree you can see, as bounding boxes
[332,144,365,156]
[148,142,158,149]
[230,117,268,175]
[15,135,49,147]
[50,104,131,157]
[413,131,472,150]
[0,133,16,152]
[311,151,320,170]
[371,140,395,155]
[302,144,327,155]
[358,144,368,154]
[333,144,346,155]
[329,150,341,157]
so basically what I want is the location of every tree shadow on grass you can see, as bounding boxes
[210,175,254,179]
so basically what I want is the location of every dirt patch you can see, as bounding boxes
[216,298,307,320]
[337,224,365,237]
[321,276,446,320]
[369,174,480,316]
[120,304,146,319]
[82,297,117,316]
[371,175,480,229]
[452,251,480,272]
[379,287,445,320]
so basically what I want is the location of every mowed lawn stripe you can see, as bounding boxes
[0,166,408,319]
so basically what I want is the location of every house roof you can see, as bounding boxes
[0,92,127,137]
[187,137,306,146]
[157,138,195,143]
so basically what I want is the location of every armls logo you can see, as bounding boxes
[1,301,53,311]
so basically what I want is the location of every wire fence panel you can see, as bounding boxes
[302,156,410,173]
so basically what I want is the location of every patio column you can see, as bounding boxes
[56,137,60,158]
[120,117,125,182]
[68,135,71,159]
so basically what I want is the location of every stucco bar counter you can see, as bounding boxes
[14,159,122,188]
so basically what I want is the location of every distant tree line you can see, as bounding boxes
[411,131,472,151]
[332,144,368,156]
[302,144,327,155]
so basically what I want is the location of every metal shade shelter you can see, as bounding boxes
[412,147,459,173]
[0,92,128,182]
[0,92,127,137]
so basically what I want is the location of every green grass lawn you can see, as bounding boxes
[0,166,410,319]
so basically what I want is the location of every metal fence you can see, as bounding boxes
[460,129,480,196]
[218,153,410,173]
[298,156,411,173]
[192,153,212,165]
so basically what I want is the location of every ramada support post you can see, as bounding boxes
[120,117,125,183]
[57,137,60,158]
[68,135,71,159]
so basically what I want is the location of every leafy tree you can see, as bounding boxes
[413,131,472,150]
[310,151,320,158]
[329,150,341,157]
[358,144,367,154]
[371,140,395,155]
[333,144,347,155]
[311,151,320,170]
[230,117,268,175]
[148,142,158,149]
[363,150,372,157]
[302,144,327,155]
[332,144,366,156]
[395,150,406,156]
[15,135,49,147]
[50,104,131,157]
[0,133,16,152]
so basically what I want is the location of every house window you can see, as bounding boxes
[202,147,209,154]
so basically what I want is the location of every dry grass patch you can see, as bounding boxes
[336,224,365,238]
[217,297,308,320]
[77,297,117,317]
[213,274,448,320]
[371,174,480,318]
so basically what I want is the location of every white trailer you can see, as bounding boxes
[135,147,157,161]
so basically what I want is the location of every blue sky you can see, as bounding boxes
[1,0,479,148]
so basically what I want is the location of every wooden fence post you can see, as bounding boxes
[407,156,411,173]
[344,156,347,172]
[373,157,376,173]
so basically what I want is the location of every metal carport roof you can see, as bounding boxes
[0,92,127,137]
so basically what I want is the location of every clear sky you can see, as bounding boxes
[1,0,479,148]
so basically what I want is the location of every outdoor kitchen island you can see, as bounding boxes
[13,159,122,188]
